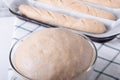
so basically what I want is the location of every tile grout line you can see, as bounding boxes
[15,22,27,29]
[104,44,120,51]
[94,69,119,80]
[97,44,104,51]
[16,26,33,33]
[98,56,120,66]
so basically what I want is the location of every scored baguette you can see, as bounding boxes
[19,4,106,34]
[36,0,116,20]
[82,0,120,8]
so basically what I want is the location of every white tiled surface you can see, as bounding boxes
[8,18,120,80]
[94,58,109,71]
[104,63,120,79]
[13,28,30,39]
[114,54,120,64]
[98,46,119,60]
[20,22,39,31]
[97,74,116,80]
[105,38,120,50]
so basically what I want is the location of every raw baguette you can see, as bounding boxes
[36,0,116,20]
[19,4,106,34]
[82,0,120,8]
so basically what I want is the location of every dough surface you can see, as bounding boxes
[83,0,120,8]
[12,28,95,80]
[19,4,106,34]
[36,0,116,20]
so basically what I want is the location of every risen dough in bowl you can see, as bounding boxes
[12,28,95,80]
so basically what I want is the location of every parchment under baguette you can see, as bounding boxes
[36,0,116,20]
[82,0,120,8]
[19,4,106,34]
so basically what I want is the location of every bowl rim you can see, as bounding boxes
[9,30,97,79]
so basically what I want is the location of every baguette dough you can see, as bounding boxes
[19,4,106,34]
[36,0,116,20]
[82,0,120,8]
[12,28,95,80]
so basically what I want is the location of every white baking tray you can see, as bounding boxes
[7,0,120,42]
[79,0,120,19]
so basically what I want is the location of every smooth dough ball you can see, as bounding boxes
[12,28,95,80]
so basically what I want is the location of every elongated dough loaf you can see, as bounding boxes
[82,0,120,8]
[19,4,106,34]
[36,0,116,20]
